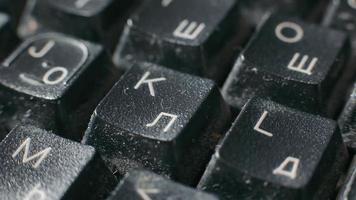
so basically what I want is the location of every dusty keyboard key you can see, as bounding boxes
[0,33,119,140]
[222,14,349,116]
[113,0,246,82]
[107,170,219,200]
[0,125,117,200]
[198,98,348,200]
[83,62,230,185]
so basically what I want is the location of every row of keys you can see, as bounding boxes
[0,98,348,200]
[1,125,215,200]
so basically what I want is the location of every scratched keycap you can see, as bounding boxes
[107,170,219,200]
[0,33,119,140]
[0,125,117,200]
[21,0,135,48]
[198,98,349,200]
[222,14,349,116]
[83,62,230,185]
[113,0,246,82]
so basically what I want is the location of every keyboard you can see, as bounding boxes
[1,0,356,199]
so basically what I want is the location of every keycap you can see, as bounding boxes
[222,14,349,116]
[82,62,231,185]
[113,0,246,82]
[0,33,119,140]
[337,156,356,200]
[20,0,135,48]
[0,125,117,200]
[198,98,349,200]
[107,170,218,200]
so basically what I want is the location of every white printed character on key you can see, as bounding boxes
[275,21,304,44]
[254,111,273,137]
[19,62,69,86]
[273,156,300,179]
[173,19,206,40]
[12,137,52,169]
[28,40,55,58]
[134,72,166,97]
[287,53,318,75]
[146,112,178,132]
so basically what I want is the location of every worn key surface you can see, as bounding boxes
[107,170,218,200]
[113,0,246,83]
[83,62,230,185]
[222,14,349,116]
[0,33,119,140]
[198,98,348,200]
[0,125,117,200]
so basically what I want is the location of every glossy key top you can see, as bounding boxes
[113,0,246,82]
[107,170,218,200]
[222,14,349,116]
[0,125,117,200]
[198,98,348,200]
[83,62,230,185]
[0,33,119,140]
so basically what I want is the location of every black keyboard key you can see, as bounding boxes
[222,14,349,116]
[20,0,135,49]
[0,125,117,200]
[337,156,356,200]
[198,98,348,200]
[83,62,230,184]
[0,33,119,140]
[113,0,245,82]
[107,170,218,200]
